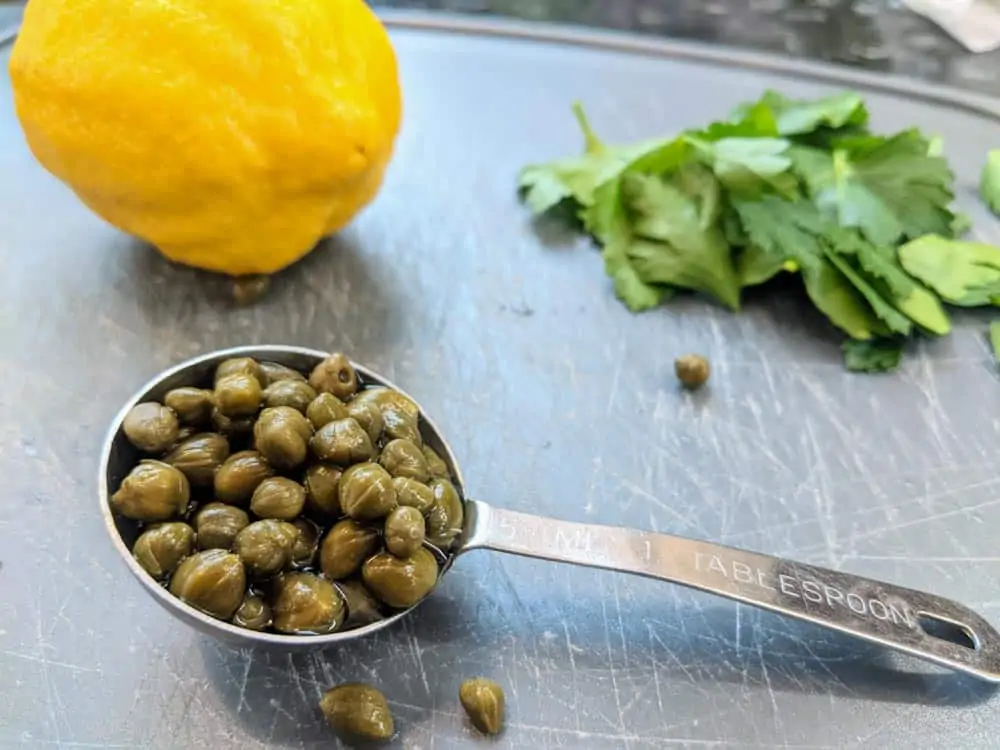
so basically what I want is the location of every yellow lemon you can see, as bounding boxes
[9,0,402,276]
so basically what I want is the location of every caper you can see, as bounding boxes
[195,502,249,550]
[163,432,230,487]
[132,522,195,578]
[308,353,358,400]
[459,678,505,736]
[258,360,307,385]
[213,450,273,505]
[378,439,430,482]
[310,418,373,465]
[271,572,345,635]
[232,594,272,631]
[362,548,438,609]
[338,463,397,521]
[164,387,214,426]
[384,506,425,558]
[382,406,422,446]
[254,406,313,470]
[231,274,270,306]
[304,463,343,517]
[392,477,435,514]
[122,402,180,454]
[234,519,298,578]
[169,549,246,620]
[210,407,256,438]
[675,353,710,389]
[306,393,349,430]
[263,379,316,414]
[319,519,380,580]
[290,518,320,568]
[351,386,420,419]
[421,445,451,479]
[319,683,394,742]
[337,580,384,627]
[425,478,464,550]
[111,459,190,521]
[214,373,263,418]
[214,357,263,387]
[250,477,306,521]
[345,398,384,443]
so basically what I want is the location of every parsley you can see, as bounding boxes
[984,150,1000,217]
[898,236,1000,307]
[843,339,904,373]
[516,90,999,373]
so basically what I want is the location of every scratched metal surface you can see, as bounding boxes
[4,15,1000,750]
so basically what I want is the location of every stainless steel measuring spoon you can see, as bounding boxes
[100,345,1000,683]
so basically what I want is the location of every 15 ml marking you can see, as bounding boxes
[695,553,912,627]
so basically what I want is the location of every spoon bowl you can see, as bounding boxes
[101,346,1000,682]
[99,344,464,650]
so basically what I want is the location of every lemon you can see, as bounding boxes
[9,0,402,276]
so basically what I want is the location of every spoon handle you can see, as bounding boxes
[460,500,1000,683]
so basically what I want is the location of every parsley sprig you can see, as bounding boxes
[518,91,1000,373]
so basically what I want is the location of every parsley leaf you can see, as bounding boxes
[588,177,673,312]
[898,235,1000,307]
[620,166,741,310]
[687,136,798,198]
[983,150,1000,217]
[732,197,884,339]
[730,90,868,138]
[790,131,957,246]
[991,321,1000,364]
[843,338,904,373]
[517,102,670,214]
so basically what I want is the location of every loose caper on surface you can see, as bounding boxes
[164,387,215,426]
[250,477,306,520]
[235,519,298,578]
[110,351,457,637]
[262,379,316,414]
[195,502,249,551]
[306,393,348,430]
[232,594,272,631]
[133,522,195,578]
[308,353,359,400]
[111,460,190,521]
[271,572,345,635]
[675,353,710,389]
[122,402,180,453]
[459,678,505,736]
[362,548,438,609]
[339,463,397,521]
[254,406,313,470]
[310,418,373,465]
[378,439,429,482]
[392,477,435,515]
[384,506,425,559]
[319,683,394,743]
[319,520,380,580]
[169,550,246,620]
[163,432,230,487]
[214,450,273,505]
